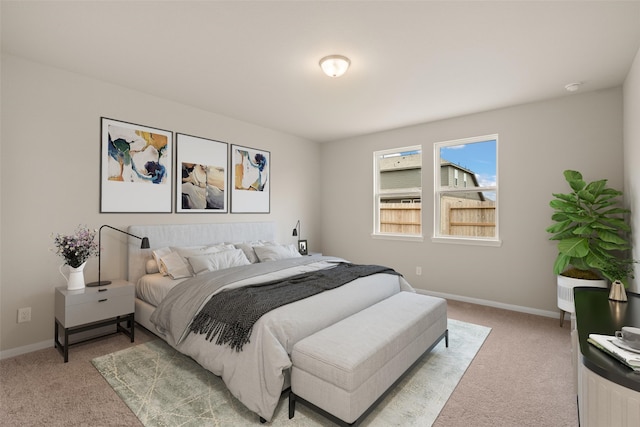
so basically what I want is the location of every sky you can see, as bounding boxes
[440,139,497,188]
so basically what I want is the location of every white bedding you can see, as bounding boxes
[136,273,186,307]
[136,260,341,308]
[126,223,414,422]
[149,257,414,421]
[136,260,342,310]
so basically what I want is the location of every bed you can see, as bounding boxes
[127,222,415,422]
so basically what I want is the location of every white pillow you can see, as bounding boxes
[187,249,251,275]
[171,244,236,274]
[210,243,237,251]
[254,244,302,262]
[172,243,235,258]
[152,247,173,275]
[145,258,160,274]
[159,251,193,279]
[234,241,269,263]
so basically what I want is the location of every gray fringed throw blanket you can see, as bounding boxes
[189,263,400,351]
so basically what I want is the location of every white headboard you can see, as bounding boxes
[127,222,277,285]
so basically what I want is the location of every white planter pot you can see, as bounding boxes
[557,275,607,313]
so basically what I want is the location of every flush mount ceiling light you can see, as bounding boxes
[565,82,582,92]
[319,55,351,78]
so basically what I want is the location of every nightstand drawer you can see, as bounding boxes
[59,282,132,305]
[60,294,133,328]
[55,280,134,328]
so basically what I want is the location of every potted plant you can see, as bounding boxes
[546,170,633,316]
[52,224,99,290]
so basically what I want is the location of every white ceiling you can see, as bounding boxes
[2,1,640,143]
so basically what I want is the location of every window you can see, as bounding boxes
[373,145,422,240]
[433,135,499,246]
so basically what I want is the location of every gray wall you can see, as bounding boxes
[320,88,624,315]
[0,55,321,353]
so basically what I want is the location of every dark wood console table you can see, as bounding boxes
[573,287,640,425]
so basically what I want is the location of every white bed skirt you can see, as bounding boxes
[135,298,158,334]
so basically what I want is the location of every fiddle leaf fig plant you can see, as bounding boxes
[546,170,634,284]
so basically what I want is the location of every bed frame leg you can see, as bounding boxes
[259,416,266,423]
[445,329,449,348]
[289,391,296,419]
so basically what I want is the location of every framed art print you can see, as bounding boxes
[230,144,270,213]
[176,133,228,213]
[298,239,308,255]
[100,117,172,213]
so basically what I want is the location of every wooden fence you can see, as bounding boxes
[380,198,496,237]
[440,196,496,237]
[380,203,422,235]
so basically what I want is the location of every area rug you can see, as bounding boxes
[92,319,490,426]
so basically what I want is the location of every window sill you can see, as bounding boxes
[431,236,502,247]
[371,233,424,242]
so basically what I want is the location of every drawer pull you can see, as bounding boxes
[98,299,108,303]
[98,288,108,292]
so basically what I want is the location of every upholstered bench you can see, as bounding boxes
[288,291,448,426]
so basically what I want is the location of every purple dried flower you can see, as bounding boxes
[52,225,99,268]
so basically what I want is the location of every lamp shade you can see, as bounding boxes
[319,55,350,78]
[141,237,150,249]
[86,225,150,287]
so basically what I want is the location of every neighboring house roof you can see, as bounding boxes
[380,155,486,202]
[440,160,481,187]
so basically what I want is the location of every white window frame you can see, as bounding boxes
[372,145,423,241]
[433,135,501,247]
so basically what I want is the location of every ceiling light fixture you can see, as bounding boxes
[319,55,351,78]
[565,82,582,93]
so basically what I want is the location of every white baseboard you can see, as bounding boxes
[417,289,561,319]
[1,339,52,360]
[1,324,118,360]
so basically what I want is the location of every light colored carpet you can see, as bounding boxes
[91,319,490,426]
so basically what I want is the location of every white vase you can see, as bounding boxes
[609,280,628,302]
[59,262,87,290]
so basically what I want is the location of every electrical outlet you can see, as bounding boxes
[17,307,31,323]
[416,266,422,276]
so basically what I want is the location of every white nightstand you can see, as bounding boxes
[54,279,134,362]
